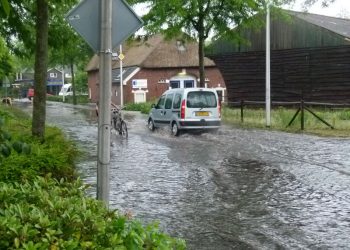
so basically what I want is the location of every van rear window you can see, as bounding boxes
[187,91,217,108]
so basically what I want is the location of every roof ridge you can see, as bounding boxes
[286,9,350,21]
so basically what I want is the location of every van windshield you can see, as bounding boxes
[187,91,217,108]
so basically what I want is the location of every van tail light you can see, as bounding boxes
[181,99,186,119]
[218,100,221,118]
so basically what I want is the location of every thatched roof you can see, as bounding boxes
[85,34,216,72]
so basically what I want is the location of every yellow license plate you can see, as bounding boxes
[196,111,209,116]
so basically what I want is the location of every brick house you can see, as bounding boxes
[86,35,226,105]
[14,67,72,97]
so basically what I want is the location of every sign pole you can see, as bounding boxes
[97,0,112,206]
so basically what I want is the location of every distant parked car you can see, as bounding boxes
[27,88,34,100]
[27,88,54,100]
[148,88,221,136]
[59,84,73,96]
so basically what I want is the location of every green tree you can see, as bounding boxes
[48,2,93,105]
[303,0,335,7]
[0,37,14,80]
[1,0,78,140]
[0,0,10,16]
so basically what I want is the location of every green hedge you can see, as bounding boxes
[124,102,153,114]
[0,177,185,249]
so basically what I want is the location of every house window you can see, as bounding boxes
[184,80,194,88]
[50,73,57,78]
[170,80,180,89]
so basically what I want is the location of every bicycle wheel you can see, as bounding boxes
[112,117,118,131]
[120,121,128,139]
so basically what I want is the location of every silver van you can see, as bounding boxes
[148,88,221,136]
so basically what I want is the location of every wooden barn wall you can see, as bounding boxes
[211,46,350,104]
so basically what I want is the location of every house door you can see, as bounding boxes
[134,91,146,103]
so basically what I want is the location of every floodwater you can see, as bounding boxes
[16,101,350,249]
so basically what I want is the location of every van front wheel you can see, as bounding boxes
[171,122,180,136]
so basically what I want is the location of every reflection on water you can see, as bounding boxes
[14,101,350,249]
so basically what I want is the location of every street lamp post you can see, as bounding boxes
[266,2,271,127]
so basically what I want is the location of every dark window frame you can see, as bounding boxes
[170,80,180,89]
[172,93,182,109]
[165,93,174,109]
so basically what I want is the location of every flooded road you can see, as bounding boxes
[17,101,350,249]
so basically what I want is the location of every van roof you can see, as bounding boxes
[165,87,217,93]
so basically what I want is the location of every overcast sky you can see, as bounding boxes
[287,0,350,17]
[134,1,350,18]
[132,0,350,37]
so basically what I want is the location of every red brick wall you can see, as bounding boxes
[87,70,99,102]
[88,66,225,104]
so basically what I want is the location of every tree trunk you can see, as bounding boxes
[198,20,206,88]
[32,0,48,141]
[70,61,77,105]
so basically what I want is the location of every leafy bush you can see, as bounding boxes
[0,115,31,160]
[0,177,186,249]
[124,102,153,114]
[0,107,78,183]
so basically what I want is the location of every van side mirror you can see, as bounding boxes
[151,103,156,108]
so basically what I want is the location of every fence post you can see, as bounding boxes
[301,99,304,130]
[240,100,244,123]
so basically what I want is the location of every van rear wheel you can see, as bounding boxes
[171,122,180,136]
[148,119,155,131]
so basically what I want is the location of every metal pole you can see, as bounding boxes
[301,99,304,130]
[120,44,123,107]
[240,100,244,123]
[62,67,65,102]
[97,0,112,206]
[265,3,271,127]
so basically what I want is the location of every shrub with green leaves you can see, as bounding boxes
[124,102,153,114]
[0,177,186,249]
[0,116,31,160]
[0,110,78,183]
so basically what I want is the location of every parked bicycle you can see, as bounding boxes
[111,106,128,139]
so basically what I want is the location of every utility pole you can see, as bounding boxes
[62,67,65,102]
[97,0,112,206]
[266,2,271,127]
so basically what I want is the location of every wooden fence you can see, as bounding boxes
[225,100,350,130]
